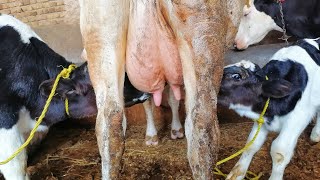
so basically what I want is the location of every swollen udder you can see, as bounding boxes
[126,1,183,106]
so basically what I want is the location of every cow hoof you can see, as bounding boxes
[310,129,320,142]
[171,128,184,140]
[226,164,245,180]
[145,135,159,146]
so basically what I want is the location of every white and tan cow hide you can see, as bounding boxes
[79,0,227,179]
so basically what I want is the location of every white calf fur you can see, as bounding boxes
[0,107,48,180]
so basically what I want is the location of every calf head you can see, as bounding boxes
[39,62,97,119]
[234,1,282,50]
[218,60,293,110]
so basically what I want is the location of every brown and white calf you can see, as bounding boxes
[219,38,320,180]
[79,0,227,179]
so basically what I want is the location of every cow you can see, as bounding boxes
[82,49,184,146]
[234,0,320,50]
[79,0,227,179]
[218,38,320,179]
[0,14,98,179]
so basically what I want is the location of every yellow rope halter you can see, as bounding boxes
[214,76,270,180]
[0,64,76,165]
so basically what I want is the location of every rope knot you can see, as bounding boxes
[61,64,77,79]
[257,117,265,124]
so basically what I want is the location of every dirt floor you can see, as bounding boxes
[1,115,320,180]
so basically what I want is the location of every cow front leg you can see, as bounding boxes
[168,87,184,140]
[167,1,227,179]
[79,0,129,179]
[143,99,159,146]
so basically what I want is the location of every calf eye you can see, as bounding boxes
[66,90,76,95]
[231,73,241,80]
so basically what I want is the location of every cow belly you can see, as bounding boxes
[126,0,183,106]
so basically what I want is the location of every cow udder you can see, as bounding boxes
[126,1,183,106]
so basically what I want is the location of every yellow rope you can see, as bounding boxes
[65,98,70,116]
[214,76,270,180]
[0,64,76,165]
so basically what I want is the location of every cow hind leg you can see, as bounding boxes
[143,99,159,146]
[79,0,129,179]
[168,88,184,139]
[167,1,227,178]
[0,126,28,180]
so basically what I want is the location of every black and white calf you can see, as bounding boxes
[218,38,320,179]
[234,0,320,50]
[0,14,98,179]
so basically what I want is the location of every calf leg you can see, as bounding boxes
[79,0,129,179]
[310,112,320,142]
[226,123,268,180]
[168,88,184,139]
[166,1,227,178]
[0,126,28,180]
[143,99,159,146]
[270,113,312,180]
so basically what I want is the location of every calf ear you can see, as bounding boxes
[39,79,55,97]
[39,79,72,98]
[262,79,293,98]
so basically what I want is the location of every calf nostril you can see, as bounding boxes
[233,42,245,51]
[233,42,240,50]
[233,42,237,48]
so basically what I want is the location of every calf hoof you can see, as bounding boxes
[310,130,320,142]
[226,164,246,180]
[171,128,184,140]
[145,135,159,146]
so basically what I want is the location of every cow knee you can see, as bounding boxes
[270,141,292,165]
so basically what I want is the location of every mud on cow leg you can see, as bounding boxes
[96,107,125,179]
[79,0,129,179]
[169,0,227,178]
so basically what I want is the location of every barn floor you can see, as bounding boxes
[1,115,319,180]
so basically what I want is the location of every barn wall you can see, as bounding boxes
[0,0,78,27]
